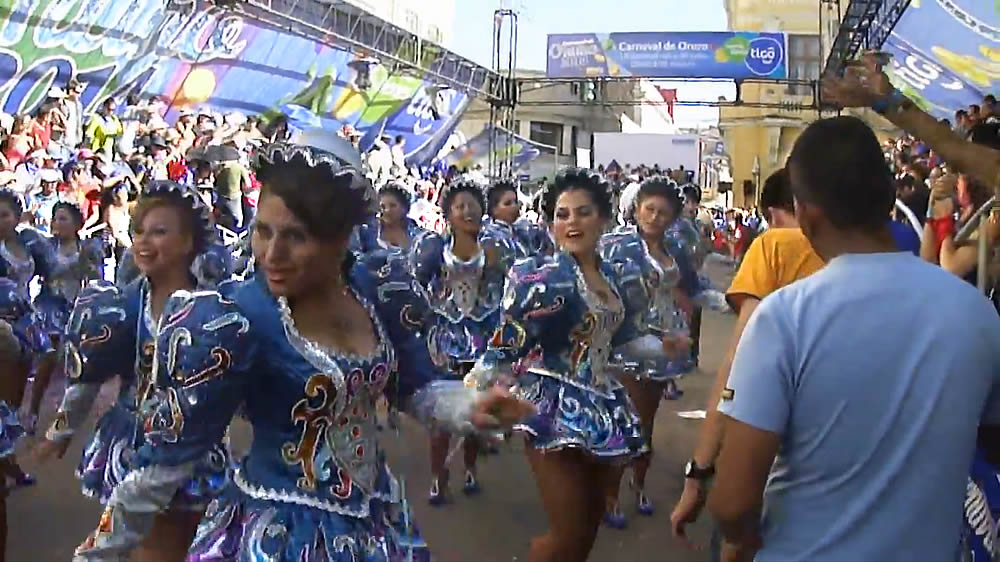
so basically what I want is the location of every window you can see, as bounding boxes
[404,9,419,33]
[427,24,442,43]
[530,121,563,154]
[512,119,521,134]
[786,35,822,96]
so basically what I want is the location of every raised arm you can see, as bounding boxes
[44,282,135,448]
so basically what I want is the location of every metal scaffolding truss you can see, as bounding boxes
[235,0,512,104]
[822,0,912,77]
[514,77,819,111]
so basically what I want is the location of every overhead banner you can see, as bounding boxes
[438,125,550,171]
[881,0,994,121]
[0,0,469,164]
[546,32,788,80]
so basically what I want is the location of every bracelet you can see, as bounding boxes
[871,89,906,116]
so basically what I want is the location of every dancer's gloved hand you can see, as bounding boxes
[470,386,535,430]
[33,437,71,462]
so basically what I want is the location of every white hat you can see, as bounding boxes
[0,113,12,133]
[47,87,66,99]
[39,168,62,183]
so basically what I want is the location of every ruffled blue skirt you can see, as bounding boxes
[187,481,429,562]
[78,401,229,507]
[964,450,1000,561]
[0,400,25,458]
[10,313,53,355]
[513,373,647,460]
[33,293,72,341]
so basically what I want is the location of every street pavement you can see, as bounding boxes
[9,262,735,562]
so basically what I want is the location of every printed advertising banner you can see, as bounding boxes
[546,32,788,80]
[881,0,994,121]
[0,0,470,163]
[439,125,550,171]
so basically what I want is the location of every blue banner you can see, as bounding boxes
[438,125,549,171]
[546,32,788,80]
[0,0,470,165]
[882,1,995,121]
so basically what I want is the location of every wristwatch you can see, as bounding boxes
[872,88,910,116]
[684,459,715,480]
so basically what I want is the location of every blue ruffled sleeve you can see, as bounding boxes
[609,260,651,348]
[467,257,551,388]
[359,250,438,404]
[407,230,444,289]
[79,238,106,281]
[360,250,485,432]
[19,226,56,280]
[46,281,137,443]
[191,242,234,288]
[74,289,255,560]
[115,249,141,287]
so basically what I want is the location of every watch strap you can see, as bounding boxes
[872,89,907,116]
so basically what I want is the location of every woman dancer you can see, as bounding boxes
[26,203,104,431]
[0,188,54,439]
[485,180,553,258]
[598,177,700,528]
[0,277,35,497]
[409,180,516,503]
[468,168,662,562]
[0,284,30,562]
[350,182,424,254]
[70,138,531,561]
[34,180,228,561]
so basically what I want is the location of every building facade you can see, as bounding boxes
[720,0,826,208]
[455,70,643,179]
[341,0,456,45]
[720,0,893,207]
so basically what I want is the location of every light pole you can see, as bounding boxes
[751,155,761,207]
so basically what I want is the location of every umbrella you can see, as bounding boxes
[186,145,240,163]
[279,103,322,131]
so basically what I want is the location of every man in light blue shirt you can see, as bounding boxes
[707,116,1000,562]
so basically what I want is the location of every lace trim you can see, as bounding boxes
[232,465,401,518]
[569,255,624,389]
[276,287,390,417]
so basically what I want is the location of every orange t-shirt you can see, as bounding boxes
[726,228,825,308]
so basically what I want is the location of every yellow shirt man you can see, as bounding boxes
[727,227,825,310]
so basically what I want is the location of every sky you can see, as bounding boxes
[449,0,736,128]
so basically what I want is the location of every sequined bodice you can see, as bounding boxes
[440,242,485,317]
[49,245,84,303]
[483,253,642,398]
[230,281,399,517]
[599,226,687,334]
[643,244,686,332]
[574,266,625,392]
[0,240,35,299]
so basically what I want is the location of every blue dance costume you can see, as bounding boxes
[350,217,425,255]
[0,278,31,459]
[469,252,659,459]
[46,182,230,513]
[34,237,104,342]
[484,217,553,258]
[408,228,516,374]
[76,250,487,561]
[599,225,700,380]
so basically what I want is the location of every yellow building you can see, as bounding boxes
[721,0,826,208]
[721,0,896,207]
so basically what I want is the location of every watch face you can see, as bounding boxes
[685,461,695,476]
